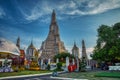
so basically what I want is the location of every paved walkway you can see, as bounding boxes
[0,71,88,80]
[51,76,88,80]
[0,72,53,80]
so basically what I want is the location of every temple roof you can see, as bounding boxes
[27,41,36,49]
[0,38,20,56]
[72,41,79,50]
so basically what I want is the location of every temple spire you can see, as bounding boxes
[49,9,59,36]
[16,36,20,49]
[30,39,34,47]
[72,41,79,58]
[74,41,76,47]
[51,10,56,24]
[40,10,66,60]
[30,41,33,46]
[82,40,87,59]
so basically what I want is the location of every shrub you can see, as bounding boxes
[79,58,87,72]
[57,62,62,69]
[47,64,50,70]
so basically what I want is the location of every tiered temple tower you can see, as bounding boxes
[72,41,80,58]
[81,40,87,60]
[26,41,39,70]
[40,10,66,61]
[26,41,38,60]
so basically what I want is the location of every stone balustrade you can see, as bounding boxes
[109,66,120,71]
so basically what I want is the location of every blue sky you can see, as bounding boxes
[0,0,120,57]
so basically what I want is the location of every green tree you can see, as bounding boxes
[47,64,50,70]
[80,57,87,72]
[92,22,120,63]
[113,22,120,59]
[54,52,74,62]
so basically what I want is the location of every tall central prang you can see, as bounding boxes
[40,10,67,61]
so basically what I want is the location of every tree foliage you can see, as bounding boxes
[54,52,74,62]
[79,57,87,72]
[92,22,120,62]
[56,62,62,70]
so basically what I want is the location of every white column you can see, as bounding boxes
[88,60,90,66]
[41,59,43,69]
[87,60,89,66]
[56,58,59,63]
[66,57,69,71]
[72,58,75,65]
[76,57,79,71]
[48,58,51,64]
[0,59,4,66]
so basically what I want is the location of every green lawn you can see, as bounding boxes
[0,70,51,77]
[59,71,120,80]
[95,72,120,78]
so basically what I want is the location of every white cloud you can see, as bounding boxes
[18,0,120,22]
[0,7,5,18]
[18,1,53,23]
[20,3,43,21]
[65,9,85,15]
[79,47,94,59]
[86,0,120,15]
[86,47,94,59]
[41,2,53,14]
[86,47,94,54]
[65,0,120,15]
[41,17,50,23]
[65,45,72,53]
[59,1,77,10]
[25,12,42,21]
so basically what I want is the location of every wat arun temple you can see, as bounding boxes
[0,10,90,72]
[40,10,67,61]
